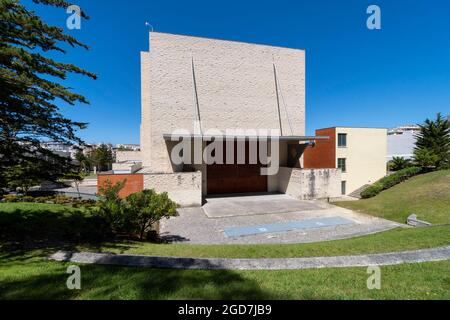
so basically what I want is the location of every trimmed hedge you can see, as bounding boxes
[0,204,111,242]
[0,194,97,208]
[361,167,422,199]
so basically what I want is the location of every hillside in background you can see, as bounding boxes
[335,170,450,225]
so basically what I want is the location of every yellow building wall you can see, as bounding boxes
[335,127,387,195]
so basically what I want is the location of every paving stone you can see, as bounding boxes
[49,246,450,270]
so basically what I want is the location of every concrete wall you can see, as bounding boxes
[277,168,341,200]
[143,171,202,207]
[335,127,387,194]
[141,32,306,173]
[116,151,142,163]
[112,161,142,174]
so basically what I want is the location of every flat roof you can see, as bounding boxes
[150,31,306,52]
[163,134,329,142]
[318,126,388,130]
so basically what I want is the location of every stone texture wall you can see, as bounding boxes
[112,161,142,174]
[141,32,306,173]
[143,171,202,207]
[277,168,341,200]
[115,151,142,163]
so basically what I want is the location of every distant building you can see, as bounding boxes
[387,125,420,136]
[115,144,140,152]
[41,141,78,159]
[387,125,421,160]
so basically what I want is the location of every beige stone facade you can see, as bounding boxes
[137,32,342,205]
[115,151,142,163]
[141,32,305,173]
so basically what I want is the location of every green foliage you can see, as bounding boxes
[388,157,411,171]
[96,182,179,239]
[2,157,74,192]
[125,189,179,240]
[414,113,450,169]
[95,180,127,233]
[88,144,114,172]
[413,148,440,168]
[3,162,42,192]
[0,0,96,187]
[0,203,109,242]
[0,194,97,208]
[361,167,422,199]
[74,150,90,173]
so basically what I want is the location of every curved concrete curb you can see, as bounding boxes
[49,246,450,270]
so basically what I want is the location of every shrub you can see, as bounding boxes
[361,167,422,199]
[94,180,128,234]
[94,182,179,240]
[0,206,110,242]
[413,148,440,168]
[0,194,97,208]
[388,157,411,171]
[125,189,179,240]
[360,183,383,199]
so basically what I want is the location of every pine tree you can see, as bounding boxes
[414,113,450,169]
[0,0,96,188]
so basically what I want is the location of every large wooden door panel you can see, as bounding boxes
[207,141,268,194]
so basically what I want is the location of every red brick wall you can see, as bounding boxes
[97,174,144,198]
[303,128,336,169]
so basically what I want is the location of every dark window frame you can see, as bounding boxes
[338,133,347,148]
[338,158,347,172]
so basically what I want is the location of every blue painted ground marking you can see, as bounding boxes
[224,217,354,237]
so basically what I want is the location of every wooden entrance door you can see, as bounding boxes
[207,141,268,194]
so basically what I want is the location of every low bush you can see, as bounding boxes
[361,167,422,199]
[125,189,179,240]
[0,204,110,242]
[95,180,179,240]
[0,194,97,208]
[360,183,383,199]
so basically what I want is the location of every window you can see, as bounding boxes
[338,158,347,172]
[341,181,347,195]
[338,133,347,147]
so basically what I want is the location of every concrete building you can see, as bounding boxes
[387,125,420,160]
[304,127,388,196]
[41,141,78,159]
[100,32,342,206]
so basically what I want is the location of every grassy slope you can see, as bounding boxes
[335,170,450,224]
[87,226,450,258]
[0,249,449,300]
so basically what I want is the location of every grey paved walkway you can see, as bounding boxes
[161,203,401,244]
[203,194,329,218]
[49,246,450,270]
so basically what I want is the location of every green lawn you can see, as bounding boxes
[83,225,450,258]
[335,170,450,225]
[1,200,450,300]
[0,249,448,300]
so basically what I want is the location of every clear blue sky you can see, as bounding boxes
[25,0,450,144]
